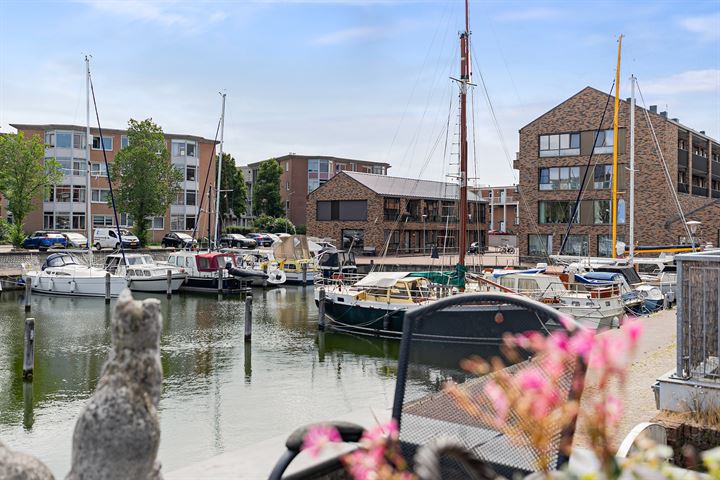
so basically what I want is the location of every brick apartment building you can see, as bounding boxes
[515,87,720,260]
[8,123,217,242]
[307,171,487,253]
[473,185,519,233]
[244,154,390,228]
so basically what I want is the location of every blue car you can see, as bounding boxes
[22,231,69,251]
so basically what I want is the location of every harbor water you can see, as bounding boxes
[0,286,463,476]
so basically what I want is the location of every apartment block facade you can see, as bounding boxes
[515,87,720,260]
[307,171,487,253]
[9,123,217,242]
[245,154,391,227]
[474,185,519,233]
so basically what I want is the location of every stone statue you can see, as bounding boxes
[67,290,164,480]
[0,441,54,480]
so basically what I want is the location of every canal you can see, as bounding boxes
[0,287,458,476]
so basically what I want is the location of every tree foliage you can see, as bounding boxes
[0,132,62,246]
[111,119,182,245]
[218,153,247,229]
[252,214,296,234]
[252,159,284,217]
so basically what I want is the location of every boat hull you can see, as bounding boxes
[284,270,317,285]
[179,275,249,294]
[128,275,186,293]
[28,274,127,298]
[318,298,566,343]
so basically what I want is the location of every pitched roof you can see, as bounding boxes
[343,171,485,202]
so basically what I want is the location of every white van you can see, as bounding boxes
[93,228,141,250]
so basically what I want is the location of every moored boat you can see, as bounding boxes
[104,253,187,293]
[25,253,127,298]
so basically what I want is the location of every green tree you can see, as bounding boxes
[218,153,247,232]
[252,159,284,217]
[0,132,62,246]
[111,119,182,245]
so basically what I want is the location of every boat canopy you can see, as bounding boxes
[407,264,467,288]
[272,235,311,261]
[195,252,236,272]
[574,272,623,284]
[491,268,545,278]
[354,272,411,288]
[42,253,82,270]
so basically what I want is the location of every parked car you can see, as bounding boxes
[161,231,197,249]
[218,234,257,249]
[22,231,68,251]
[93,228,141,250]
[245,233,273,247]
[63,232,88,249]
[263,232,280,243]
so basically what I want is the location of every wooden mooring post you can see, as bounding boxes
[105,273,111,304]
[318,287,326,331]
[23,318,35,380]
[244,294,253,342]
[217,268,223,295]
[302,263,308,285]
[166,269,172,298]
[24,279,32,312]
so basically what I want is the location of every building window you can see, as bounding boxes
[72,214,86,230]
[286,181,290,191]
[383,197,400,220]
[342,229,364,249]
[186,191,197,206]
[372,165,384,174]
[72,159,86,176]
[73,132,86,149]
[593,164,613,189]
[528,234,551,256]
[561,234,588,256]
[185,216,196,230]
[285,162,289,172]
[593,200,611,224]
[712,179,720,192]
[678,170,688,185]
[92,136,113,150]
[316,200,368,221]
[598,234,625,257]
[55,214,71,230]
[336,163,345,172]
[44,132,54,147]
[617,198,626,225]
[90,163,108,177]
[678,139,687,150]
[539,133,580,157]
[119,213,133,227]
[538,201,578,224]
[72,186,86,203]
[692,175,707,188]
[308,159,330,193]
[44,212,54,229]
[92,189,111,203]
[121,135,129,149]
[55,186,72,202]
[172,192,185,205]
[93,215,114,227]
[55,157,72,175]
[149,216,165,230]
[593,129,614,154]
[186,165,196,181]
[170,215,184,230]
[539,166,581,190]
[55,132,72,148]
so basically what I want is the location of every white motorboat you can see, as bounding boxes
[25,253,127,297]
[104,253,187,293]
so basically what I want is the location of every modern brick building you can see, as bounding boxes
[8,123,217,242]
[473,185,519,233]
[307,171,487,253]
[244,154,391,228]
[515,87,720,261]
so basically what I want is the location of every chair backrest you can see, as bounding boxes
[391,293,587,478]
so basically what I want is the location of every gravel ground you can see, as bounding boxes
[574,307,677,450]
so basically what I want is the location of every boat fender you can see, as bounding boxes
[70,280,76,293]
[382,313,390,331]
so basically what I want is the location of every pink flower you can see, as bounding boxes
[558,313,577,331]
[363,419,398,443]
[548,332,570,353]
[568,328,595,361]
[302,424,341,458]
[484,381,509,423]
[344,447,384,480]
[517,368,547,391]
[603,394,623,429]
[624,318,643,348]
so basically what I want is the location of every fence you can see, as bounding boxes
[676,250,720,382]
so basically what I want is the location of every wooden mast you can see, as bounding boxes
[611,35,623,259]
[457,0,470,268]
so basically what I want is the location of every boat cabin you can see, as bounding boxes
[104,254,155,274]
[352,273,431,304]
[167,251,237,276]
[318,249,357,276]
[42,253,82,271]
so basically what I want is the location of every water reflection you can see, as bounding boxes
[0,287,474,476]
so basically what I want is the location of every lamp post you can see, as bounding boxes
[687,220,701,248]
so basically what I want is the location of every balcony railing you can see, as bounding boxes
[678,149,688,169]
[692,186,708,197]
[693,155,708,173]
[678,183,689,194]
[713,190,720,199]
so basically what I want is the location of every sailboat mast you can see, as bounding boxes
[85,56,93,260]
[629,74,636,263]
[611,35,623,259]
[213,93,226,250]
[457,0,470,267]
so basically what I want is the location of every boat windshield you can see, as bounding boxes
[125,255,153,266]
[216,255,235,267]
[46,255,82,268]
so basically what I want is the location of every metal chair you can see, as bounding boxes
[269,293,587,479]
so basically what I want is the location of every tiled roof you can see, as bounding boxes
[344,171,485,202]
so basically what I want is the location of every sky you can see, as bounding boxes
[1,0,718,186]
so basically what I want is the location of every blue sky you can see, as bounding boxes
[1,0,718,186]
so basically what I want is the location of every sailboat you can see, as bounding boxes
[314,1,566,340]
[25,57,128,298]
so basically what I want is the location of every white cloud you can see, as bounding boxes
[679,13,720,41]
[76,0,228,30]
[643,70,720,95]
[310,26,386,45]
[494,7,560,22]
